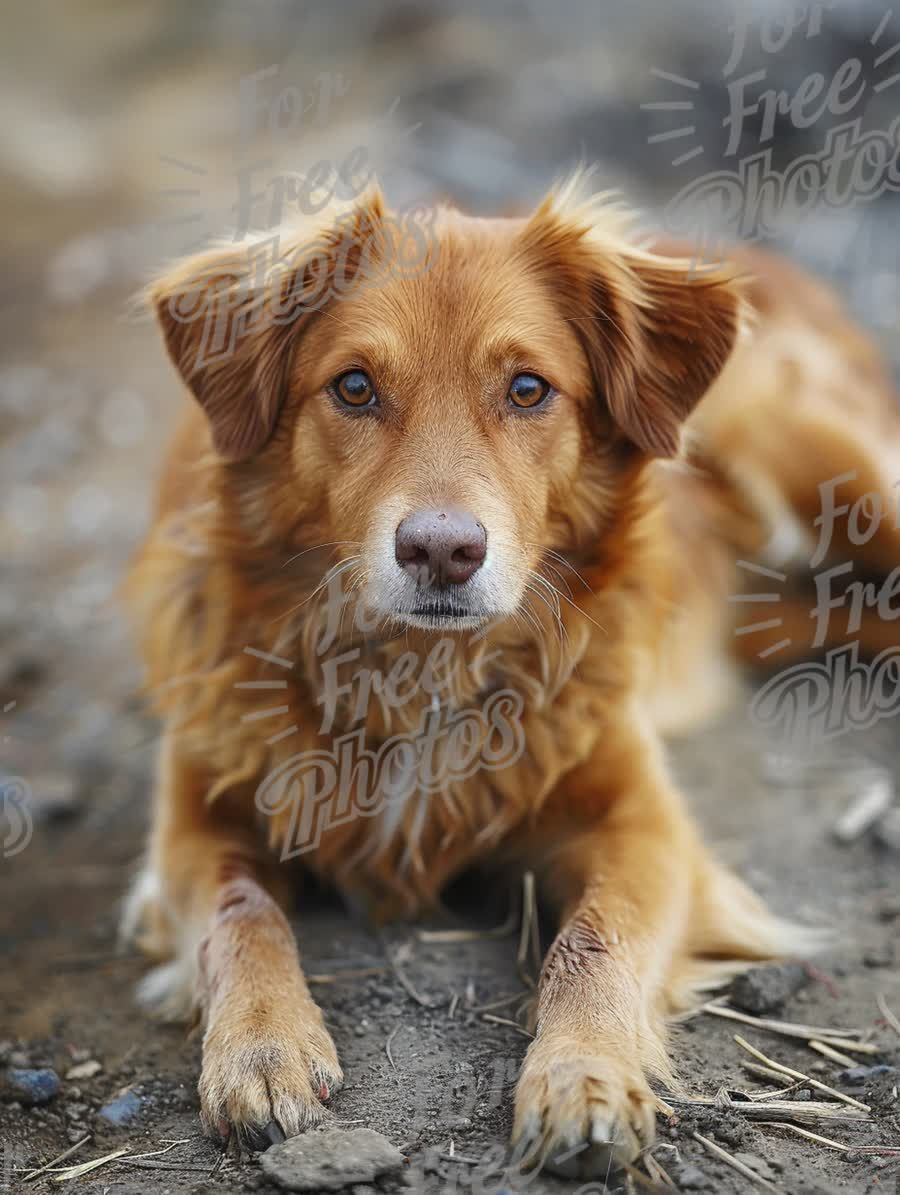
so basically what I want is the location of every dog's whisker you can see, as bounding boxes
[271,556,362,625]
[281,541,363,569]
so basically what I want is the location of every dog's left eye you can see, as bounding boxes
[508,373,551,410]
[333,370,378,409]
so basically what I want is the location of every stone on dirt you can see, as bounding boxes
[260,1127,405,1191]
[728,963,808,1014]
[98,1087,143,1125]
[670,1161,711,1189]
[5,1067,60,1105]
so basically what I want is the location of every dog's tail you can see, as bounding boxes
[665,858,832,1014]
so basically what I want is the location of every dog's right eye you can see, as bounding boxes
[332,370,378,410]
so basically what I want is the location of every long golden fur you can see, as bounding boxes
[123,177,900,1175]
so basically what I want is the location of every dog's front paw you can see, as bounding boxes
[199,1011,343,1154]
[512,1035,657,1179]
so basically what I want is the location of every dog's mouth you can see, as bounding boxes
[401,591,488,631]
[412,599,469,619]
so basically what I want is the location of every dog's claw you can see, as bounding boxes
[238,1118,287,1154]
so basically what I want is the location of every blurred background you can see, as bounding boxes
[1,4,899,1191]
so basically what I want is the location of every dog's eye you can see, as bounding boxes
[508,373,551,410]
[333,370,378,409]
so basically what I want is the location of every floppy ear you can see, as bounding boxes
[522,190,743,457]
[148,190,387,461]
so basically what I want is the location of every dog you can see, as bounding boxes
[123,177,900,1177]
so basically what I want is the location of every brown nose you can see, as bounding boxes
[395,508,487,587]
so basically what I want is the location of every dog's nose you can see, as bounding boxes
[395,508,487,586]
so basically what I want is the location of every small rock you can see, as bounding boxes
[66,1060,102,1080]
[838,1065,897,1087]
[862,945,894,968]
[6,1067,60,1105]
[30,772,83,822]
[729,963,808,1014]
[261,1127,405,1191]
[670,1161,711,1190]
[98,1088,143,1126]
[877,896,900,921]
[8,1050,29,1067]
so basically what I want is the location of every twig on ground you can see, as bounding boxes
[832,772,893,842]
[733,1035,871,1112]
[482,1013,533,1038]
[692,1132,779,1191]
[50,1149,130,1183]
[308,966,388,984]
[49,1137,193,1183]
[23,1136,92,1182]
[384,943,435,1008]
[470,991,529,1013]
[877,992,900,1040]
[516,871,541,988]
[700,1002,878,1052]
[741,1061,801,1091]
[808,1039,856,1067]
[761,1121,900,1155]
[416,910,518,943]
[386,1025,400,1070]
[757,1121,849,1150]
[670,1091,868,1125]
[643,1152,677,1188]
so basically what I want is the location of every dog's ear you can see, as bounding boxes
[521,190,743,457]
[148,190,387,461]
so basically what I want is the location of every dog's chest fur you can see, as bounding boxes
[249,623,610,914]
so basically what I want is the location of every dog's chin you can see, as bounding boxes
[399,607,490,633]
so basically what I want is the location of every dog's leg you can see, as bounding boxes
[127,734,342,1150]
[512,734,697,1179]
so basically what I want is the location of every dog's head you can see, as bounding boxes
[150,181,741,632]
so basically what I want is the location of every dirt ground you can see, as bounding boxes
[2,2,900,1192]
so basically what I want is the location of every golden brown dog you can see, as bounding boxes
[123,178,900,1176]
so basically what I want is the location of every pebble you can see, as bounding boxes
[862,946,894,968]
[66,1059,102,1080]
[670,1161,711,1189]
[98,1088,143,1125]
[6,1067,61,1105]
[728,963,808,1014]
[839,1064,897,1087]
[260,1127,405,1191]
